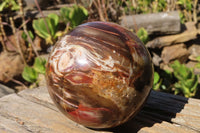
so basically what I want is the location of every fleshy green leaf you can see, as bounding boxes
[171,60,189,80]
[171,60,199,97]
[196,56,200,62]
[153,72,160,85]
[33,57,46,74]
[60,7,72,23]
[33,19,50,39]
[48,13,59,26]
[47,13,59,37]
[22,30,34,41]
[10,0,20,11]
[195,63,200,69]
[55,31,63,39]
[21,32,27,40]
[137,28,148,44]
[0,0,19,12]
[22,66,38,83]
[70,5,88,27]
[33,14,59,45]
[0,1,7,12]
[60,5,88,28]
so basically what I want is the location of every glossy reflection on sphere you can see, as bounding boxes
[46,21,153,129]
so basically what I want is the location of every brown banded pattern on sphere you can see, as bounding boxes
[46,21,154,129]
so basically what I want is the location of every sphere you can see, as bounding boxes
[46,21,153,129]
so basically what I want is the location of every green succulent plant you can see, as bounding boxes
[170,60,199,98]
[60,5,88,28]
[153,72,162,91]
[33,13,61,45]
[22,57,46,83]
[21,30,34,47]
[0,0,19,12]
[195,56,200,69]
[136,27,149,44]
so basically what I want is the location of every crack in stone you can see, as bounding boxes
[16,93,58,112]
[172,121,200,132]
[0,114,51,133]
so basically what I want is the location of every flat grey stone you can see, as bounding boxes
[0,84,15,98]
[0,86,199,133]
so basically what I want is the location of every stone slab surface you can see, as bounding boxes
[0,84,15,98]
[0,86,200,133]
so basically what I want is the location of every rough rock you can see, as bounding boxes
[160,63,173,72]
[120,11,181,35]
[0,84,15,98]
[188,44,200,61]
[38,74,47,87]
[186,61,200,75]
[5,30,26,52]
[0,86,200,132]
[146,29,200,48]
[185,22,197,31]
[152,52,162,66]
[0,52,25,83]
[33,36,43,51]
[161,43,190,64]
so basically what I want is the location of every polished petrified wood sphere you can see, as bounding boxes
[46,21,153,129]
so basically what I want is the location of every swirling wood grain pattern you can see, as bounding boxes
[46,21,154,128]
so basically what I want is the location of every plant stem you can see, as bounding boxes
[34,0,51,36]
[9,17,26,64]
[24,29,39,57]
[18,0,27,31]
[65,22,70,34]
[132,0,137,9]
[0,15,8,52]
[193,0,198,23]
[3,73,28,90]
[171,0,176,11]
[18,0,39,57]
[93,0,105,21]
[102,0,108,21]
